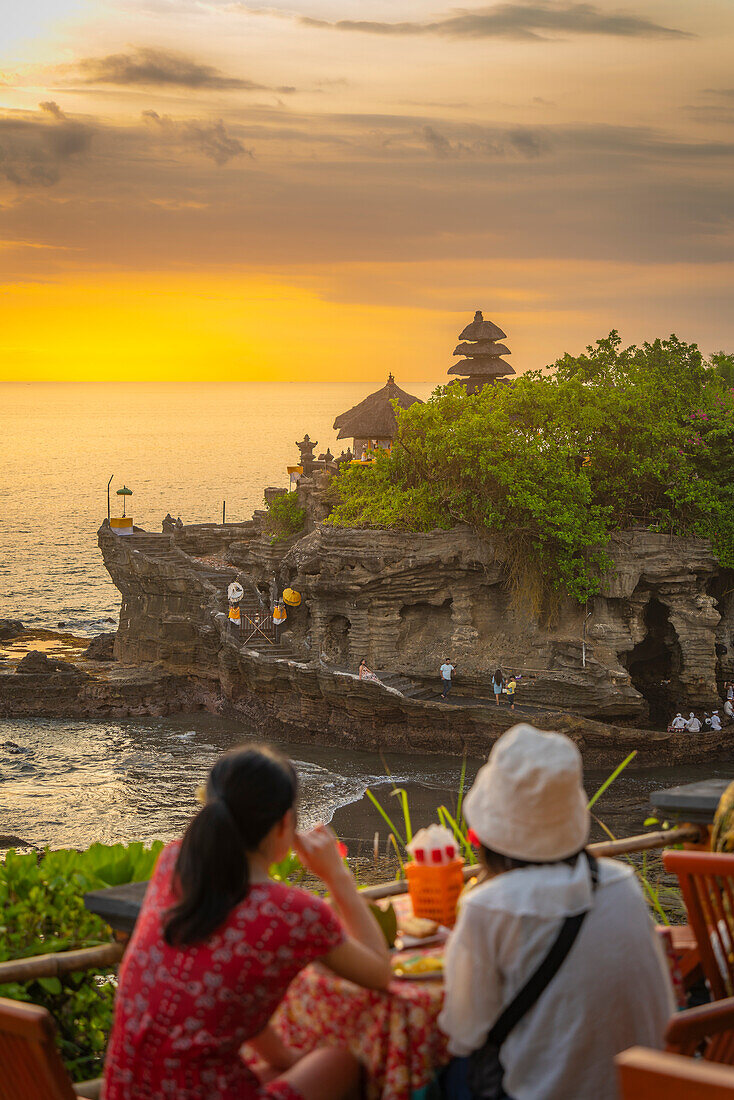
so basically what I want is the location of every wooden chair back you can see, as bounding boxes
[617,1047,734,1099]
[664,850,734,1000]
[0,995,77,1100]
[666,995,734,1063]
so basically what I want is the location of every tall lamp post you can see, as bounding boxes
[107,474,114,521]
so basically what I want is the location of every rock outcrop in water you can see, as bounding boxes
[65,512,732,766]
[84,633,116,661]
[0,620,25,642]
[16,650,90,681]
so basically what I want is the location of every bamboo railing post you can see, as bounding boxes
[0,942,124,985]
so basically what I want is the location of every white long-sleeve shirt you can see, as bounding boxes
[439,856,674,1100]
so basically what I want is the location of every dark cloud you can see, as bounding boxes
[705,88,734,100]
[76,47,295,93]
[142,110,253,164]
[285,2,691,41]
[0,105,93,187]
[39,101,67,121]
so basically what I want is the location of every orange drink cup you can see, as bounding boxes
[405,859,464,927]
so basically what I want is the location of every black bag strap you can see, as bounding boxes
[487,852,599,1049]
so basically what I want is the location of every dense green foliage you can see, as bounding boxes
[326,333,734,603]
[263,490,306,541]
[0,842,163,1080]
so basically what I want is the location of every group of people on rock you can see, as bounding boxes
[668,709,725,732]
[438,661,521,707]
[668,682,734,732]
[102,725,674,1100]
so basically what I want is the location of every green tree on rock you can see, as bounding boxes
[325,333,734,604]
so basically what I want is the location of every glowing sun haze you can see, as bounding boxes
[1,0,733,381]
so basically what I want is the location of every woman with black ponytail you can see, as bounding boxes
[104,745,391,1100]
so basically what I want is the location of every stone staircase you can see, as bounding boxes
[225,585,295,659]
[125,531,294,659]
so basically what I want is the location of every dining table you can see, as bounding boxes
[85,882,451,1100]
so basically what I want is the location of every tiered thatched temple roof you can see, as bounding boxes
[333,374,422,459]
[448,310,515,393]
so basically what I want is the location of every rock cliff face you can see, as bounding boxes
[93,515,734,761]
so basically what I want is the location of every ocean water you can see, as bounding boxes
[0,713,475,851]
[0,381,433,634]
[1,711,728,852]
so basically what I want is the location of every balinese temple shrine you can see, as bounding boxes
[448,310,515,393]
[333,374,422,461]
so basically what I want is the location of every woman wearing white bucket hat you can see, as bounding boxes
[439,724,674,1100]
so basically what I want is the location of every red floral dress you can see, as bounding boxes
[104,843,345,1100]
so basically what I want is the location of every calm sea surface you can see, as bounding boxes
[0,381,431,635]
[1,383,731,851]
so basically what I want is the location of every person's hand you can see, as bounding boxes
[293,825,350,886]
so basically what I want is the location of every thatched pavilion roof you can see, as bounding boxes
[458,312,507,342]
[453,341,511,358]
[449,310,515,388]
[448,358,516,378]
[333,374,422,440]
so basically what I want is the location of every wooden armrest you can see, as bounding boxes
[73,1078,103,1099]
[666,996,734,1047]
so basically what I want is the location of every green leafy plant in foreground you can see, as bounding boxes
[0,841,163,1081]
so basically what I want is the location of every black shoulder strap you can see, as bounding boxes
[487,852,599,1049]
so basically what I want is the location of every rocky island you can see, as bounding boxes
[2,315,732,768]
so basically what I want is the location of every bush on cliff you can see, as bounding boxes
[263,490,306,541]
[0,841,163,1080]
[325,333,734,604]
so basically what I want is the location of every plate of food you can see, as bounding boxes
[391,952,444,981]
[395,916,449,951]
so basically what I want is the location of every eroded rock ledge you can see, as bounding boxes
[39,517,725,765]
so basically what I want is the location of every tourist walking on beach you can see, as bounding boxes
[505,674,518,711]
[492,668,504,705]
[104,745,391,1100]
[439,724,674,1100]
[440,658,456,698]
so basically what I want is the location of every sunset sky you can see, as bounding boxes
[1,0,733,381]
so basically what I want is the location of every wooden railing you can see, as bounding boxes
[0,942,124,985]
[359,824,706,900]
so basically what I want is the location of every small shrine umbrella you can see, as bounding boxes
[116,485,133,517]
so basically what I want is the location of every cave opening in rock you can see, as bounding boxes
[621,597,683,727]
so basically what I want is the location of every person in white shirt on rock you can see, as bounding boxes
[669,712,686,731]
[725,699,734,722]
[685,712,701,732]
[711,710,723,731]
[439,723,673,1100]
